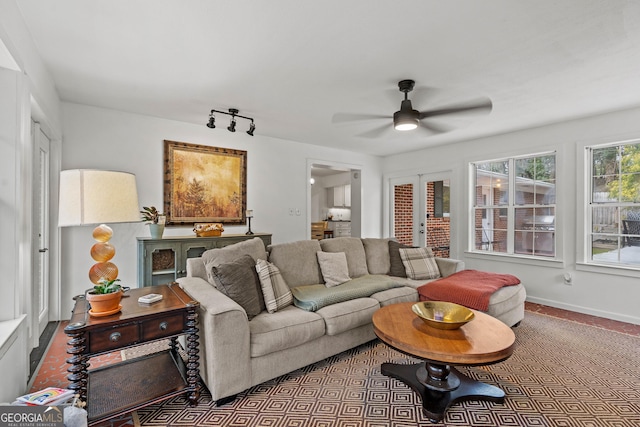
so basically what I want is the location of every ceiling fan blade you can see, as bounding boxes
[356,123,393,139]
[419,97,492,119]
[419,120,453,134]
[332,112,391,123]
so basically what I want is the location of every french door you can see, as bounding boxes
[390,172,451,257]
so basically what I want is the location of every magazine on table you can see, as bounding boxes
[16,387,74,405]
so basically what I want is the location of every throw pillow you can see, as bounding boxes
[211,254,265,320]
[202,237,268,284]
[255,259,293,313]
[316,251,351,287]
[399,247,441,280]
[388,240,415,277]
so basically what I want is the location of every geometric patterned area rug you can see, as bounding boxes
[127,312,640,426]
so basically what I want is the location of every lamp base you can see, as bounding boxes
[246,217,254,235]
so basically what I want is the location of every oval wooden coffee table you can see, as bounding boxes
[372,302,516,423]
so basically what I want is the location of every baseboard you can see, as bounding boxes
[526,296,640,325]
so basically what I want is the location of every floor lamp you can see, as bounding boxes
[58,169,140,287]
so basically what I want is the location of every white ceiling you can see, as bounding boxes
[15,0,640,156]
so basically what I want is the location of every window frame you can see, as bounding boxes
[584,139,640,270]
[469,151,558,260]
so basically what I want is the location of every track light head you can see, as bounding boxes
[247,122,255,136]
[206,115,216,129]
[227,118,236,132]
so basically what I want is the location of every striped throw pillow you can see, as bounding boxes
[256,259,293,313]
[398,247,441,280]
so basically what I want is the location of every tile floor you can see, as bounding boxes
[29,303,640,427]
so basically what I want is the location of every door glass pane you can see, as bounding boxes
[426,180,450,258]
[393,183,414,245]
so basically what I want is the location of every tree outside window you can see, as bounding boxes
[590,142,640,266]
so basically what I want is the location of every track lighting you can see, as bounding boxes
[205,108,256,136]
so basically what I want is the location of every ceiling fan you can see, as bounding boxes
[332,79,492,138]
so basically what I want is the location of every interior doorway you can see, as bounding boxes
[308,161,362,239]
[389,172,451,258]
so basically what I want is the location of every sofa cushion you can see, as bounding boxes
[319,237,369,278]
[203,237,268,284]
[255,259,293,313]
[388,240,414,277]
[268,240,323,287]
[399,247,441,280]
[370,286,418,307]
[361,238,391,275]
[211,254,265,320]
[249,305,325,357]
[316,298,379,335]
[317,251,351,287]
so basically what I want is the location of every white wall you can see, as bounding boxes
[382,107,640,325]
[60,103,383,317]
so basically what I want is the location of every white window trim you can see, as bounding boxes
[578,136,640,275]
[467,149,561,261]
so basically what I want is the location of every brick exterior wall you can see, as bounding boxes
[393,184,413,245]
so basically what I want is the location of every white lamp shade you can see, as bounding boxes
[58,169,140,226]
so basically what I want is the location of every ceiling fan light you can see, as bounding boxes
[393,111,419,131]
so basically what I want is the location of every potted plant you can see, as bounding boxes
[140,206,165,239]
[86,278,124,316]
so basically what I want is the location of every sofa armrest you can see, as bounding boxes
[435,257,465,278]
[186,257,208,281]
[176,276,252,401]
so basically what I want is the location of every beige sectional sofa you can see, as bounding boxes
[177,236,522,404]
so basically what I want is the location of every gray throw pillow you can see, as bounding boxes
[211,254,265,320]
[388,240,414,277]
[316,251,351,287]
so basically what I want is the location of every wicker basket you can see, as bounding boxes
[193,223,224,237]
[195,229,222,237]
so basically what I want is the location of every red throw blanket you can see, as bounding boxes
[417,270,520,311]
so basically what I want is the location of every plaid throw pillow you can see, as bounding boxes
[256,259,293,313]
[398,247,441,280]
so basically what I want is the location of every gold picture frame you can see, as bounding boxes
[163,140,247,226]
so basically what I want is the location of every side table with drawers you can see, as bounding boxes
[64,283,199,425]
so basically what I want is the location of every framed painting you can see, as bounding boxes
[163,140,247,225]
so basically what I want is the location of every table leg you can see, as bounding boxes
[185,304,200,405]
[64,326,89,402]
[381,362,505,423]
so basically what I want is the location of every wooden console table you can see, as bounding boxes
[64,284,200,425]
[137,233,272,286]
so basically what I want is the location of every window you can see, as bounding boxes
[433,181,450,218]
[472,153,556,257]
[588,141,640,267]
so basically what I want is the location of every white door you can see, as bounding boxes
[420,173,451,257]
[33,124,51,337]
[390,173,452,255]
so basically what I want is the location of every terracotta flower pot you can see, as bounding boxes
[86,290,123,316]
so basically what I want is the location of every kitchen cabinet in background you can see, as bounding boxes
[331,184,351,207]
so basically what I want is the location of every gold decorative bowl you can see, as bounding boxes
[412,301,475,330]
